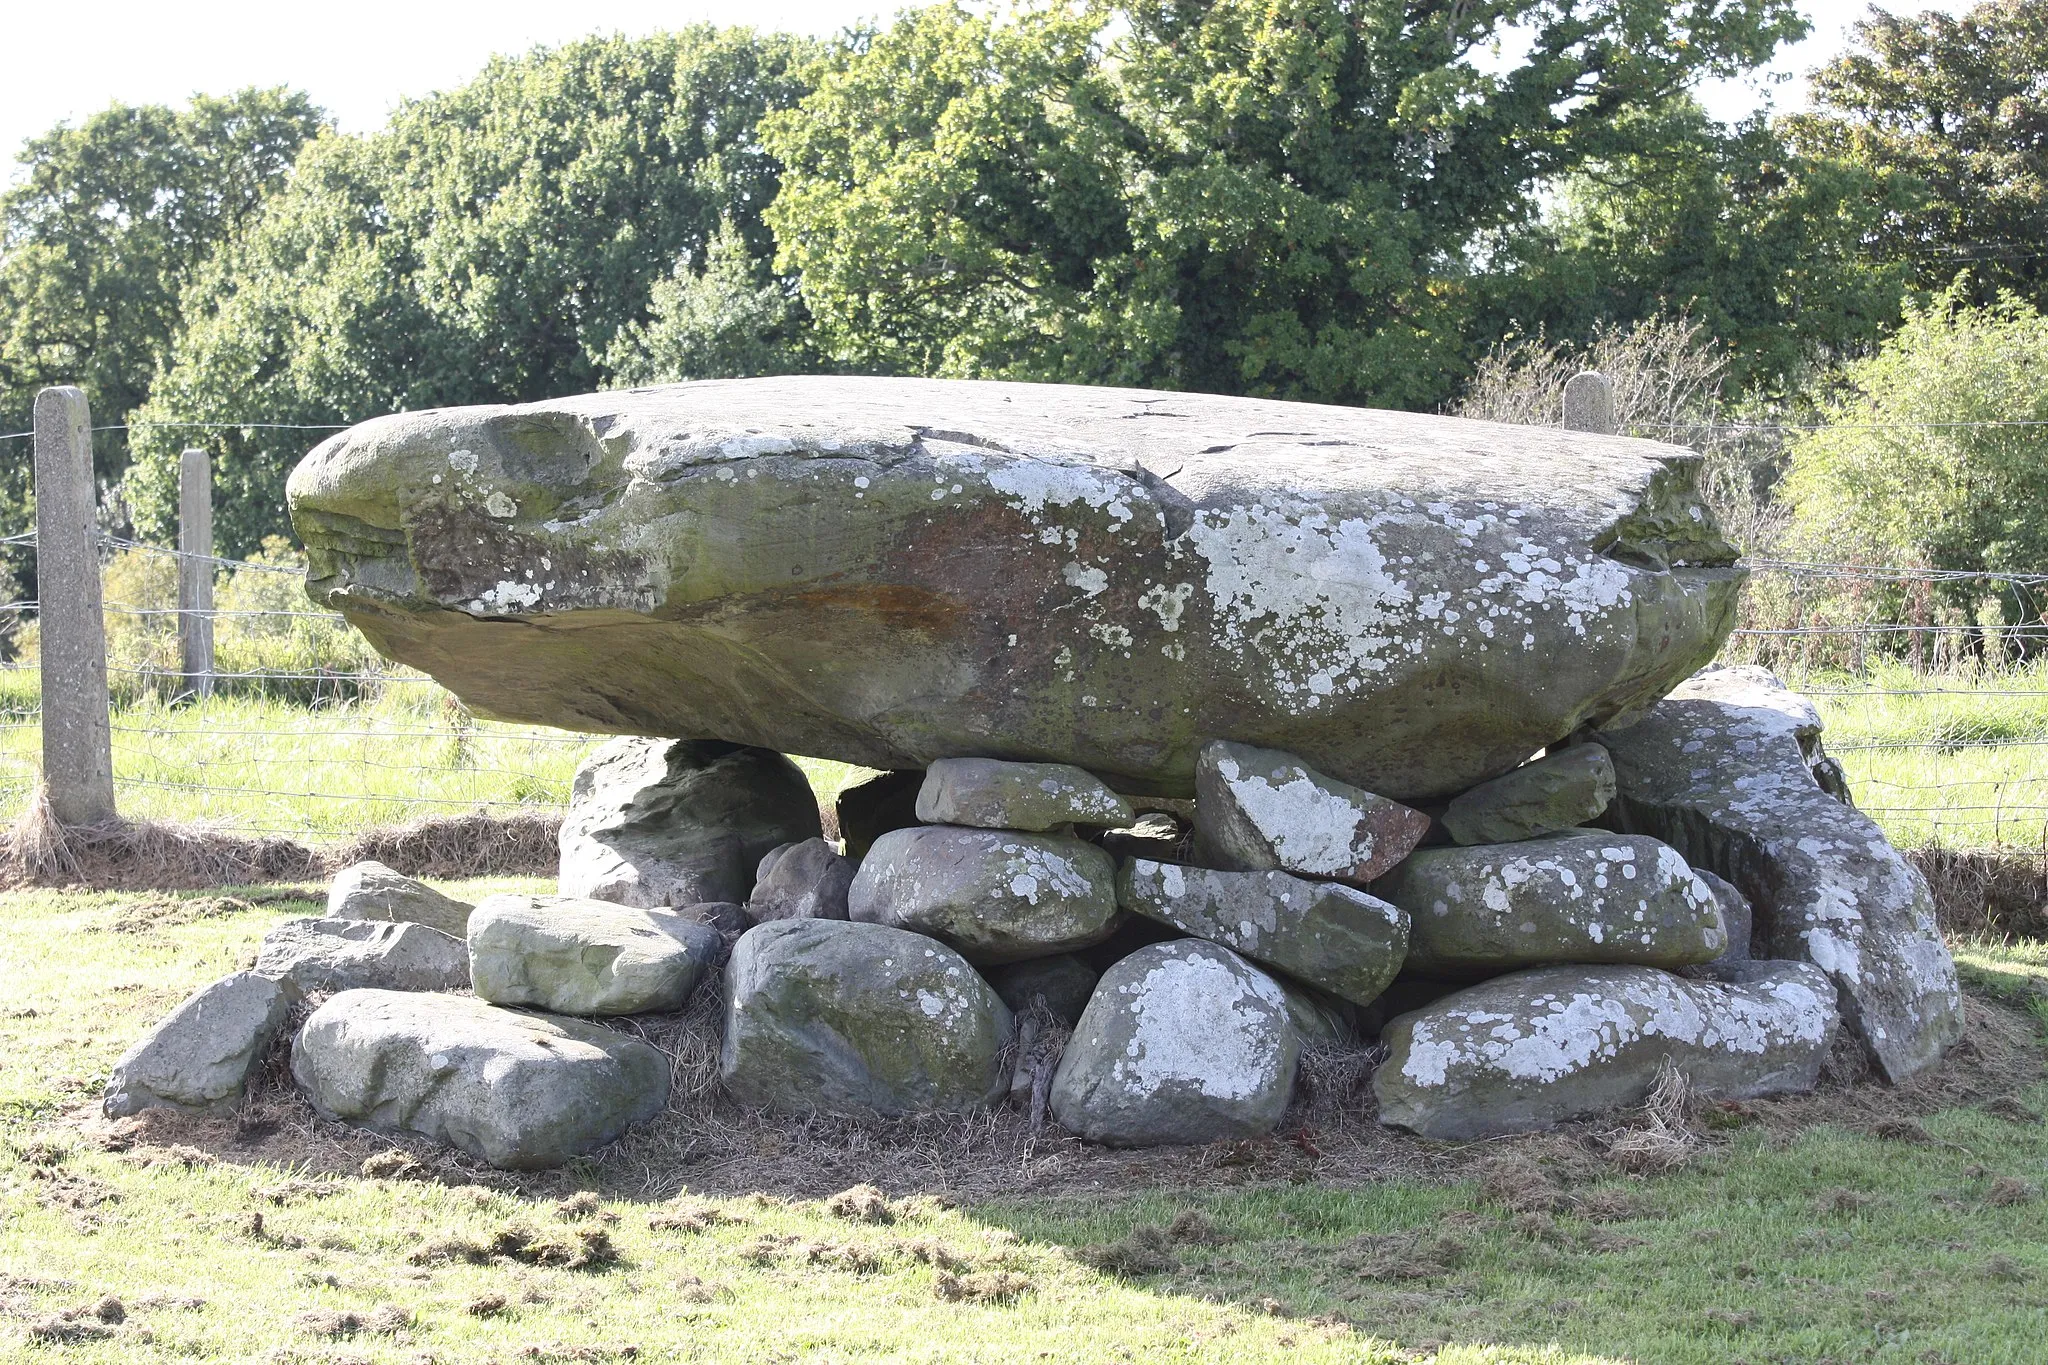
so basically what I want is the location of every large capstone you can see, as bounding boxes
[1193,741,1430,883]
[1440,744,1616,846]
[1373,962,1839,1139]
[1117,859,1408,1006]
[104,972,291,1118]
[286,377,1742,801]
[1596,666,1963,1081]
[1050,940,1299,1147]
[326,861,473,938]
[292,990,670,1169]
[558,738,821,908]
[1373,831,1728,976]
[468,894,721,1016]
[915,758,1135,831]
[720,919,1012,1117]
[846,826,1121,964]
[254,917,470,995]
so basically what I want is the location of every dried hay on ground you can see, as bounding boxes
[60,975,2047,1210]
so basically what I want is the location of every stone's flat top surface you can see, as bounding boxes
[467,894,719,1015]
[916,758,1135,831]
[290,376,1741,799]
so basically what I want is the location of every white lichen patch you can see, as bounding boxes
[1215,753,1367,875]
[1108,950,1287,1100]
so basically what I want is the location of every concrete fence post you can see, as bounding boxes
[178,448,214,698]
[1562,371,1615,435]
[33,386,116,825]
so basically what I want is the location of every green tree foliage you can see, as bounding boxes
[761,0,1808,407]
[0,88,326,530]
[1485,99,1917,395]
[605,218,823,384]
[1780,293,2048,627]
[1788,0,2048,309]
[129,27,815,555]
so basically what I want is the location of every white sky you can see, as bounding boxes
[0,0,1976,172]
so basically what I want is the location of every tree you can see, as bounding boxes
[1779,291,2048,630]
[1482,98,1917,396]
[605,218,823,384]
[762,0,1809,408]
[128,27,816,555]
[0,89,326,532]
[1788,0,2048,310]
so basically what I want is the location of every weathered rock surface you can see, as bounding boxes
[674,901,755,936]
[254,917,470,995]
[292,990,669,1169]
[1051,941,1299,1146]
[1096,811,1188,862]
[326,861,473,938]
[1117,859,1408,1006]
[104,972,292,1118]
[847,826,1121,964]
[916,758,1134,831]
[986,954,1099,1026]
[1683,870,1755,983]
[747,837,855,921]
[288,377,1743,801]
[1441,744,1616,846]
[1194,741,1430,884]
[557,738,820,908]
[1375,831,1727,977]
[1596,666,1963,1081]
[468,894,721,1015]
[1276,978,1355,1046]
[720,919,1011,1116]
[1373,961,1839,1139]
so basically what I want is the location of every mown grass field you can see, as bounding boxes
[2,883,2047,1363]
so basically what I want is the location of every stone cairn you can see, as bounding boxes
[104,377,1965,1168]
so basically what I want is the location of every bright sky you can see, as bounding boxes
[0,0,1976,173]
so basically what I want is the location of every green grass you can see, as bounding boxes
[3,886,2048,1362]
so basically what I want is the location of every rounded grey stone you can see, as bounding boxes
[1373,961,1840,1139]
[847,826,1121,965]
[747,837,855,921]
[1441,744,1616,846]
[326,861,473,938]
[915,758,1135,831]
[1050,940,1299,1147]
[1193,741,1430,885]
[468,894,721,1015]
[105,971,292,1118]
[292,990,670,1169]
[255,917,470,995]
[720,919,1012,1117]
[1375,830,1728,976]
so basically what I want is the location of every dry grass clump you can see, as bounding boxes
[3,787,316,890]
[932,1268,1033,1302]
[296,1304,412,1338]
[1335,1228,1470,1280]
[1602,1062,1704,1173]
[410,1223,617,1270]
[1908,847,2048,938]
[331,811,559,879]
[824,1183,896,1224]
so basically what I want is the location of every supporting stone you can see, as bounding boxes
[178,448,214,698]
[33,386,114,825]
[1562,371,1615,434]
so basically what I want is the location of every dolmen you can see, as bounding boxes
[100,377,1961,1165]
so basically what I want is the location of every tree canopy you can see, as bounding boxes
[0,88,326,531]
[127,27,815,554]
[761,0,1808,408]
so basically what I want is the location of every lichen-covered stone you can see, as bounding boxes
[557,737,820,909]
[326,861,473,938]
[105,972,292,1118]
[1597,666,1962,1081]
[720,919,1011,1116]
[1117,859,1408,1006]
[1097,811,1188,862]
[847,826,1120,964]
[1374,831,1728,976]
[1683,870,1754,983]
[1051,940,1298,1146]
[292,990,669,1169]
[1194,741,1430,884]
[1373,962,1838,1139]
[747,838,855,921]
[254,917,469,995]
[1441,744,1616,846]
[985,954,1100,1026]
[916,758,1135,831]
[468,895,721,1016]
[286,377,1742,801]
